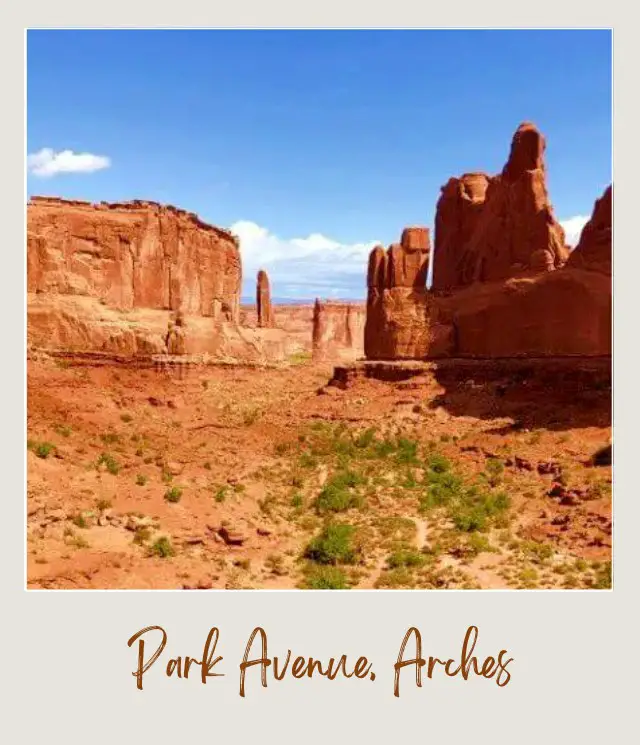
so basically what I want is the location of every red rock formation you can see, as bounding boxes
[256,269,275,328]
[27,197,242,321]
[26,197,299,363]
[312,300,366,363]
[433,173,490,292]
[439,269,611,358]
[432,123,569,291]
[365,228,433,360]
[567,185,612,275]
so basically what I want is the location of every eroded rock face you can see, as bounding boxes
[441,270,611,358]
[365,227,435,359]
[312,300,365,362]
[433,173,490,292]
[256,269,275,328]
[432,123,569,291]
[567,185,612,275]
[27,197,242,321]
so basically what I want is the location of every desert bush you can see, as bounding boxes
[164,486,183,503]
[305,523,358,565]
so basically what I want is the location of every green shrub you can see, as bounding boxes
[593,561,612,589]
[135,474,148,487]
[427,453,451,474]
[97,452,120,475]
[354,428,376,449]
[314,470,364,513]
[387,549,425,569]
[164,486,183,503]
[485,457,505,486]
[149,536,175,558]
[305,524,358,565]
[33,441,56,459]
[72,513,88,529]
[395,437,419,465]
[304,565,349,589]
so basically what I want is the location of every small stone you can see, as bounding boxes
[537,461,561,476]
[148,396,164,407]
[514,456,533,471]
[256,526,272,537]
[166,461,184,476]
[560,495,578,507]
[184,536,205,545]
[218,525,246,546]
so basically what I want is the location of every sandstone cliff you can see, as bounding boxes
[27,196,242,321]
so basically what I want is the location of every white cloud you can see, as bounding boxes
[27,148,111,177]
[560,215,590,248]
[230,220,380,300]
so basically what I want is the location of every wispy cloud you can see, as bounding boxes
[27,148,111,177]
[560,215,590,248]
[230,220,379,300]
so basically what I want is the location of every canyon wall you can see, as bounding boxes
[28,196,242,320]
[26,197,294,363]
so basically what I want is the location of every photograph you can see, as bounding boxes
[26,28,612,590]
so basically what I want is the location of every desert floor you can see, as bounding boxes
[26,355,612,590]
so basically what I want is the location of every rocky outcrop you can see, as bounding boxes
[432,173,490,292]
[27,196,242,321]
[256,270,275,328]
[26,197,297,363]
[432,123,569,292]
[365,227,435,360]
[567,185,612,275]
[312,300,365,362]
[364,123,612,362]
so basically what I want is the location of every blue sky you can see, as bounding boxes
[27,29,612,300]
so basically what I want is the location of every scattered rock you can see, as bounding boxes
[317,385,340,396]
[184,536,205,546]
[218,525,246,546]
[560,495,578,507]
[165,461,184,476]
[548,483,567,498]
[537,460,561,476]
[125,515,154,532]
[46,508,67,523]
